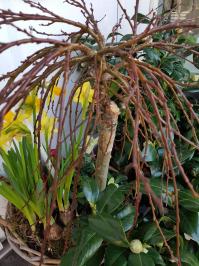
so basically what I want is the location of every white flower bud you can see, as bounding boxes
[130,239,143,254]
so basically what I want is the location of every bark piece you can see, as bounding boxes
[95,101,120,191]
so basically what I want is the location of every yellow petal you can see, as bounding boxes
[4,111,15,124]
[73,87,82,103]
[53,85,62,96]
[0,132,12,148]
[73,82,94,105]
[35,98,41,108]
[41,112,56,137]
[25,95,34,106]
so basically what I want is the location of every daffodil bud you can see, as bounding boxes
[130,239,143,254]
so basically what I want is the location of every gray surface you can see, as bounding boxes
[0,250,31,266]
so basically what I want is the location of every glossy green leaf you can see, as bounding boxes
[107,32,123,40]
[149,161,162,177]
[97,184,124,214]
[193,49,199,69]
[132,13,151,24]
[141,178,173,207]
[181,251,199,266]
[142,178,199,212]
[140,222,175,245]
[105,245,127,266]
[147,249,166,265]
[142,223,157,242]
[109,81,120,96]
[85,246,105,266]
[181,209,199,244]
[176,142,195,164]
[83,178,99,204]
[128,253,155,266]
[141,142,158,162]
[61,229,103,266]
[144,48,161,66]
[149,228,175,245]
[120,34,133,41]
[89,214,129,247]
[60,248,76,266]
[179,189,199,212]
[116,205,135,232]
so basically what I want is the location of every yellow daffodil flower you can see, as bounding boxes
[25,95,41,108]
[0,132,13,148]
[73,81,94,107]
[0,85,60,148]
[41,112,57,137]
[4,111,15,124]
[73,81,94,119]
[0,111,31,148]
[21,92,41,117]
[46,83,62,106]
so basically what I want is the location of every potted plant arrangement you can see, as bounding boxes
[0,0,199,265]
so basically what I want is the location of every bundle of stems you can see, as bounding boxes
[0,1,199,264]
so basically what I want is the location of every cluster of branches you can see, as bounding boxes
[0,0,199,265]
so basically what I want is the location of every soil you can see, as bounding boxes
[7,205,69,259]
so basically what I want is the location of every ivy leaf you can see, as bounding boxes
[120,34,133,41]
[107,32,123,40]
[132,13,151,24]
[128,253,155,266]
[161,56,177,75]
[144,48,161,66]
[89,214,129,247]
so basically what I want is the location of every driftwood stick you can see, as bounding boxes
[0,217,12,230]
[95,101,120,191]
